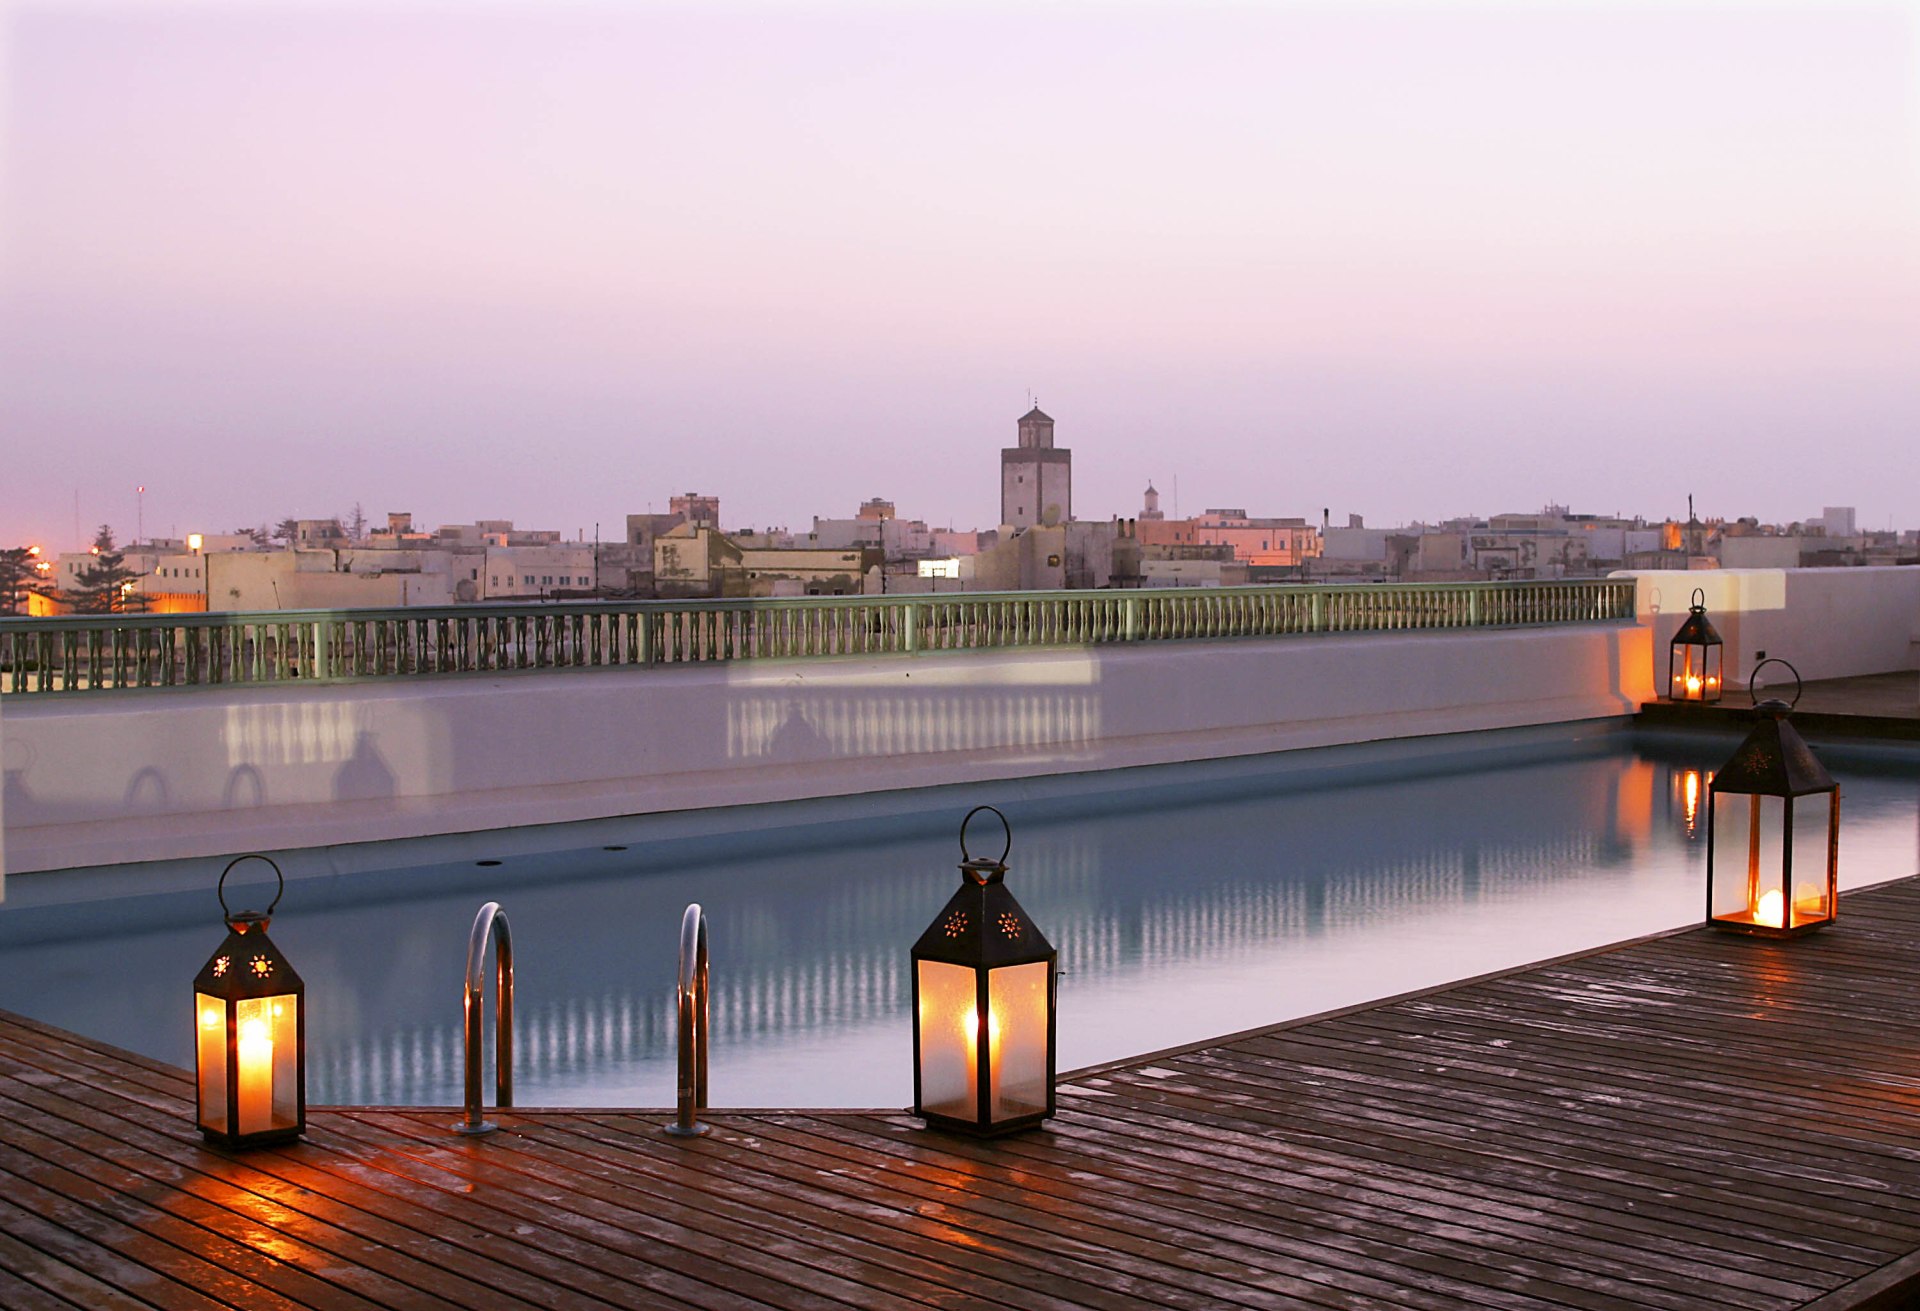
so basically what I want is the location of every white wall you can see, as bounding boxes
[1,623,1650,875]
[1618,566,1920,689]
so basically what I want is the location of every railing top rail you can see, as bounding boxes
[0,576,1633,634]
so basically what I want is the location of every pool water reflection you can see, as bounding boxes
[0,725,1914,1109]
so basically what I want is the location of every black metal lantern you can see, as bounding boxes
[1706,662,1839,937]
[912,806,1057,1137]
[193,855,306,1148]
[1667,588,1724,703]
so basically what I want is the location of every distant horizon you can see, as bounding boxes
[5,2,1915,552]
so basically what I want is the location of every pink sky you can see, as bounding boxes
[3,2,1916,550]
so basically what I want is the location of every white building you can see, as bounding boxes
[482,545,601,599]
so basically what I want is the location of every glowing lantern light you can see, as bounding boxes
[911,806,1057,1136]
[1706,661,1839,938]
[194,855,306,1148]
[1668,588,1724,703]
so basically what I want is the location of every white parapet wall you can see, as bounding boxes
[1617,567,1920,689]
[0,623,1651,876]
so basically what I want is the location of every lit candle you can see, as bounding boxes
[1754,889,1784,928]
[237,1013,274,1134]
[1685,675,1702,696]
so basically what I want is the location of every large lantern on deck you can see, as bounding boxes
[1667,588,1724,703]
[194,855,306,1148]
[912,807,1057,1137]
[1706,664,1838,937]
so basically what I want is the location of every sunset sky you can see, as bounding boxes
[3,1,1915,550]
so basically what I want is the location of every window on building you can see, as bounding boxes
[524,575,534,585]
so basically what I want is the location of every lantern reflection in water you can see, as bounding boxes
[1671,768,1714,840]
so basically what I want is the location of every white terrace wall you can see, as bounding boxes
[1619,567,1920,689]
[0,623,1651,876]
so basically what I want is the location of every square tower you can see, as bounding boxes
[1000,407,1072,529]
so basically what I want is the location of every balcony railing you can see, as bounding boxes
[0,579,1635,696]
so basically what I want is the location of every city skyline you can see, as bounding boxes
[4,2,1916,552]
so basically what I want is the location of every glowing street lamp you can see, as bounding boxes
[1706,662,1838,937]
[911,806,1056,1137]
[194,856,306,1148]
[1668,588,1724,703]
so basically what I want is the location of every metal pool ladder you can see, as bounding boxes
[454,901,513,1136]
[665,902,710,1137]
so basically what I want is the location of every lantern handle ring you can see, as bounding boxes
[1690,587,1706,611]
[218,853,284,919]
[960,805,1011,867]
[1749,657,1803,710]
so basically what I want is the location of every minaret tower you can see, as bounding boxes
[1000,406,1072,529]
[1141,483,1163,521]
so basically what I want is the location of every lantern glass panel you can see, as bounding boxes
[1787,793,1836,926]
[916,960,977,1122]
[1710,794,1835,929]
[195,991,226,1134]
[261,993,301,1134]
[987,961,1051,1122]
[1671,643,1723,701]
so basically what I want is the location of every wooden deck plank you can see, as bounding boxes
[0,1032,616,1311]
[361,1108,1144,1311]
[996,1095,1855,1296]
[7,876,1920,1308]
[339,1108,967,1311]
[1192,1036,1920,1213]
[637,1110,1454,1311]
[1048,1082,1890,1275]
[556,1110,1362,1311]
[785,1109,1736,1311]
[373,1113,1073,1311]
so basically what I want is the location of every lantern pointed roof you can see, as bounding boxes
[1710,710,1836,797]
[912,864,1055,968]
[1673,606,1723,646]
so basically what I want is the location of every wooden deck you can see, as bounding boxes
[1640,672,1920,742]
[7,880,1920,1309]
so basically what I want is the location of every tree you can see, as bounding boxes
[346,502,367,541]
[68,524,147,615]
[0,545,48,615]
[234,524,271,548]
[272,518,299,545]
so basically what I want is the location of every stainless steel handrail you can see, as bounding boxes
[454,901,513,1136]
[664,902,710,1138]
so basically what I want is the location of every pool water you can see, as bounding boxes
[1,723,1914,1109]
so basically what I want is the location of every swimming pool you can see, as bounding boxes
[1,722,1914,1108]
